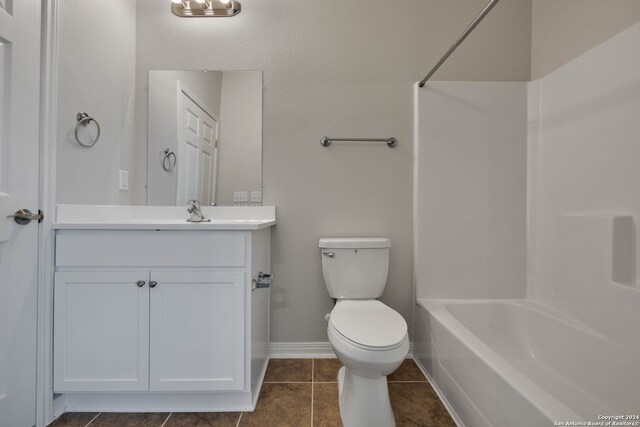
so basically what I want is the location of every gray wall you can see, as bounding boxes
[531,0,640,79]
[53,0,640,343]
[134,0,532,342]
[56,0,136,205]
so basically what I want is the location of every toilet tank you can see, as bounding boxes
[319,238,390,299]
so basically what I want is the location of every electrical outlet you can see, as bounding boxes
[119,170,129,191]
[250,191,262,204]
[233,191,248,202]
[233,191,248,205]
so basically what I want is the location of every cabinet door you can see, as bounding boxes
[53,272,150,392]
[149,271,245,391]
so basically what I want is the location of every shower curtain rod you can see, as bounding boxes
[418,0,501,87]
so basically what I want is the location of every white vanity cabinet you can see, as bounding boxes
[52,225,272,412]
[54,270,245,392]
[148,270,245,392]
[54,271,151,392]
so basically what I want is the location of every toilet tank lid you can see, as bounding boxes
[319,238,390,248]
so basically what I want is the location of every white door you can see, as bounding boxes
[176,84,219,206]
[53,272,150,392]
[149,271,245,392]
[0,1,42,426]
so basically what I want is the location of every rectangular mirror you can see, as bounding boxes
[146,70,262,206]
[54,2,262,207]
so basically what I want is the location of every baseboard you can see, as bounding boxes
[269,342,336,358]
[61,392,254,413]
[269,342,415,359]
[52,394,66,420]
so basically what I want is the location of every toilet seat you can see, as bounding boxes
[329,300,407,350]
[329,322,408,352]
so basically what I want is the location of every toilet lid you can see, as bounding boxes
[330,300,407,348]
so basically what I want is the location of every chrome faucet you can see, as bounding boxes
[186,199,211,222]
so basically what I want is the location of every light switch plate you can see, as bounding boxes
[119,170,129,191]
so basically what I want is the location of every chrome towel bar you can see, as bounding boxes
[320,137,398,148]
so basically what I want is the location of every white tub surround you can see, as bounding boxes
[51,206,275,413]
[413,81,527,300]
[54,204,276,230]
[414,23,640,427]
[528,22,640,346]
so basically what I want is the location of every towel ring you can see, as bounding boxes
[162,148,177,171]
[74,112,101,147]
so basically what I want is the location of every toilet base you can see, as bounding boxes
[337,366,396,427]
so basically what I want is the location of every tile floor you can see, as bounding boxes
[50,358,456,427]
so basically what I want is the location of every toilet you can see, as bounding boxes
[319,238,409,427]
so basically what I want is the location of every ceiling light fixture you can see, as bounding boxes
[171,0,240,17]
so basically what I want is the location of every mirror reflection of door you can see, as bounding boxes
[147,70,262,207]
[177,83,219,206]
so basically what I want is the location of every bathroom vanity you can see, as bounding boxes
[51,205,275,413]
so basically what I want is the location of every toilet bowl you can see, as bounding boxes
[327,300,409,427]
[319,238,409,427]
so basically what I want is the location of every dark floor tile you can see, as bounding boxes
[240,383,311,427]
[264,358,312,382]
[389,382,456,427]
[313,359,342,383]
[164,412,240,427]
[89,412,169,427]
[49,412,98,427]
[388,359,427,382]
[313,383,343,427]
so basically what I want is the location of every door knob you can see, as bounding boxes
[149,281,158,288]
[7,209,43,225]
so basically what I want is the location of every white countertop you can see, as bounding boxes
[53,205,276,230]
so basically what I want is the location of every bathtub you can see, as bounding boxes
[414,299,640,427]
